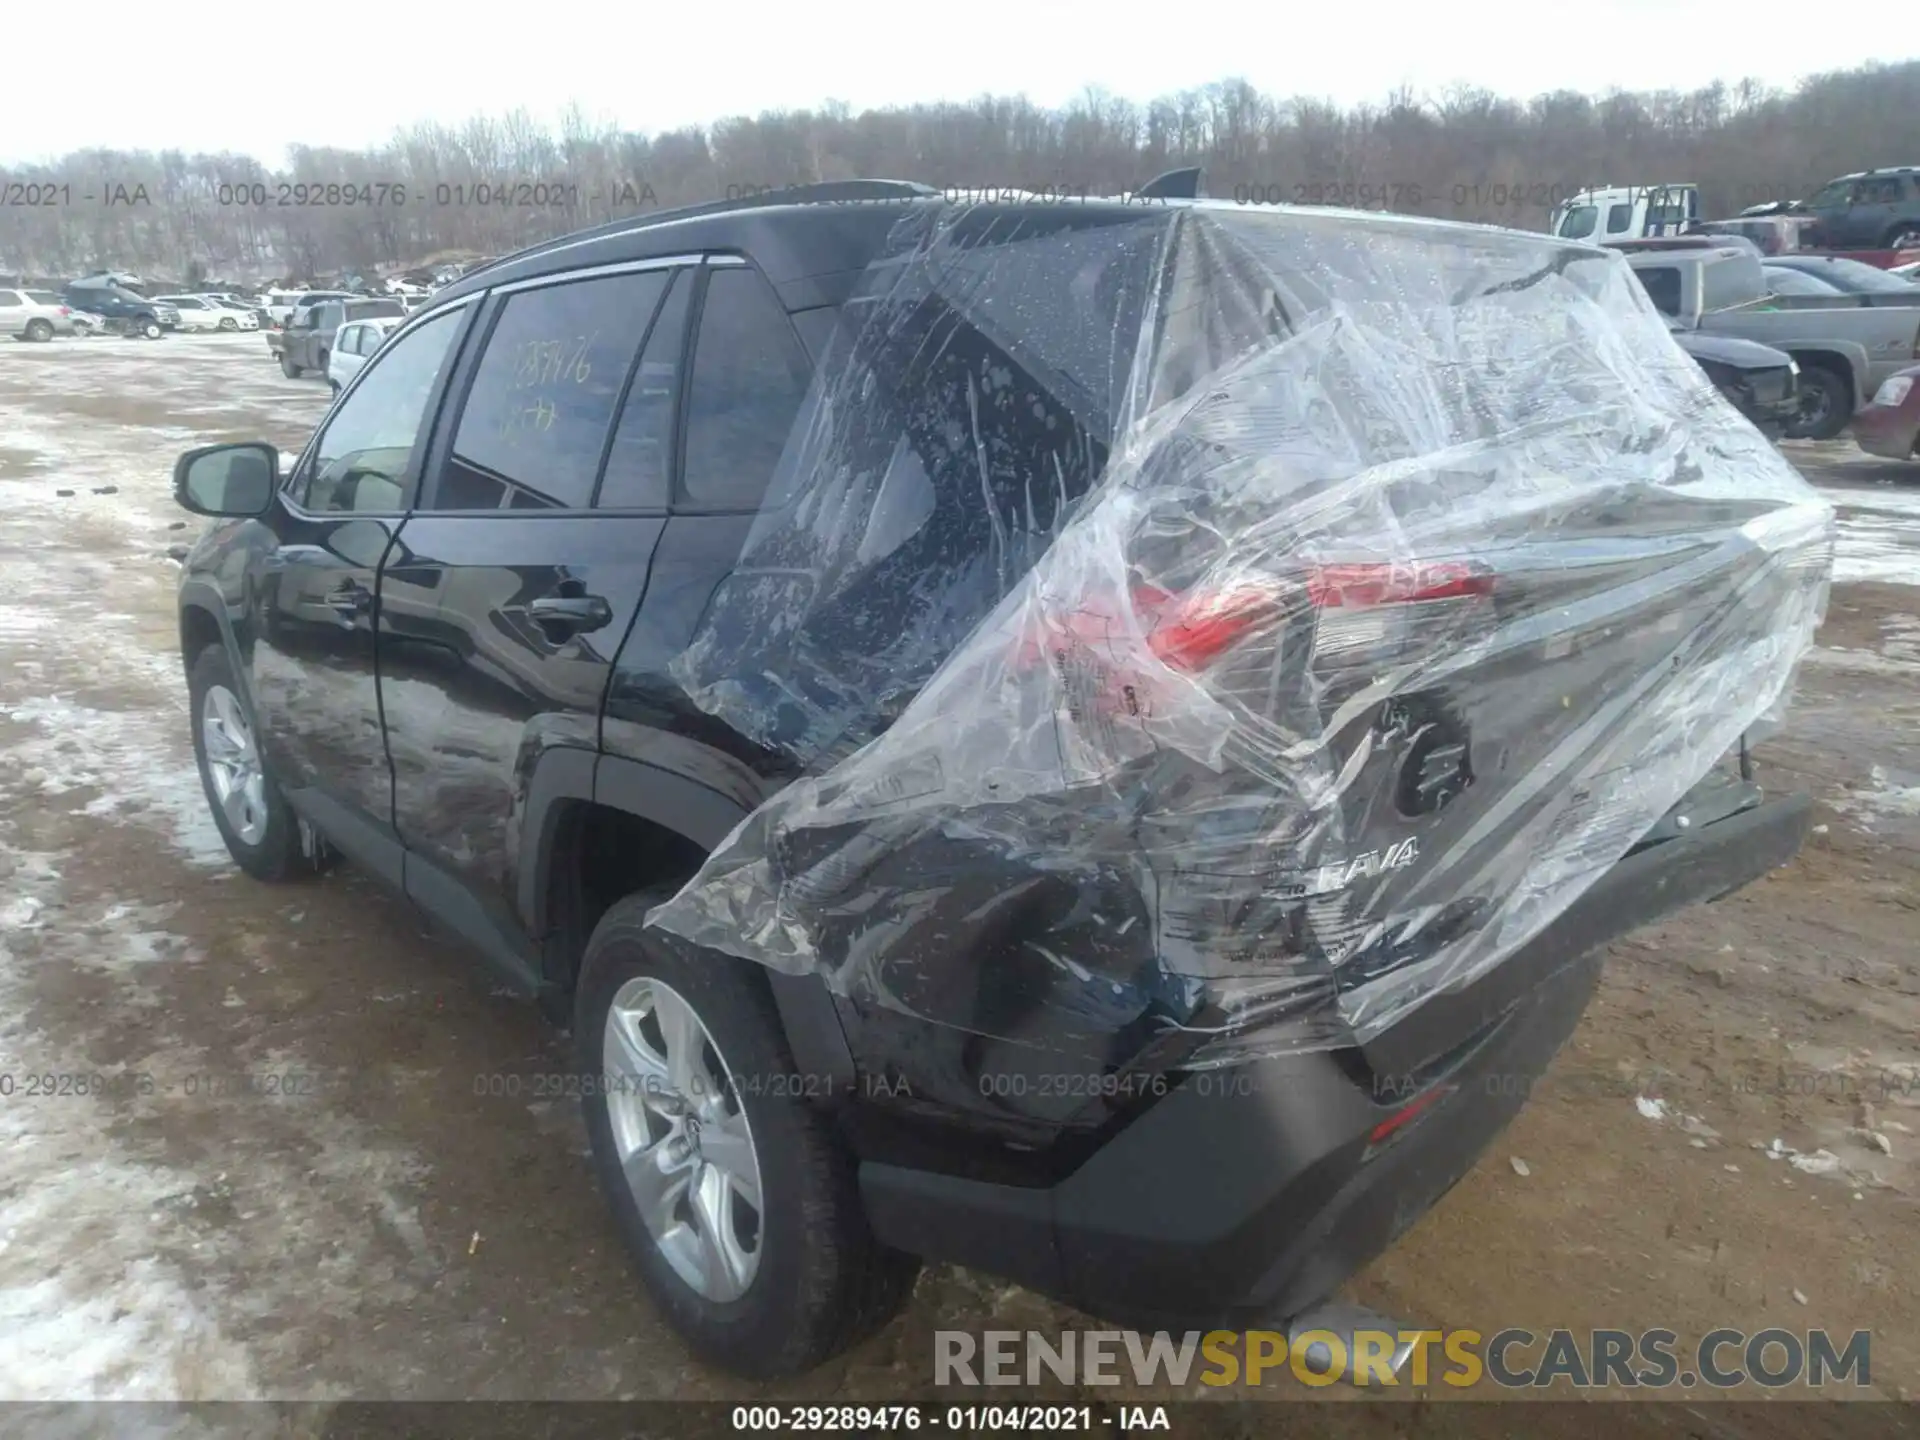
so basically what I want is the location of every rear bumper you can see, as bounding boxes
[860,792,1810,1328]
[1850,399,1920,459]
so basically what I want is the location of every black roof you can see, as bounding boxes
[428,178,1163,314]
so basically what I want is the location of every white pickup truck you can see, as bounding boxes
[1552,184,1701,242]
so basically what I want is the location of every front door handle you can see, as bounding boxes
[325,583,371,618]
[527,594,613,634]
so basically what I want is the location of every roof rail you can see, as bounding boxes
[459,179,940,282]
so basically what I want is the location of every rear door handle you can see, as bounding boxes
[527,594,613,634]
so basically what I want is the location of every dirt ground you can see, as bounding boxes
[0,334,1914,1427]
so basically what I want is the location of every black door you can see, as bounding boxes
[603,259,818,783]
[380,262,683,964]
[247,305,471,864]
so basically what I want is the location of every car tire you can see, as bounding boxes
[1882,225,1920,251]
[141,318,163,339]
[575,890,919,1379]
[187,644,323,882]
[24,318,53,343]
[315,349,329,375]
[280,352,302,378]
[329,380,341,398]
[219,316,238,331]
[1786,364,1851,441]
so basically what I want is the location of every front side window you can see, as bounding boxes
[679,265,812,511]
[1604,203,1634,235]
[298,309,463,514]
[429,268,670,511]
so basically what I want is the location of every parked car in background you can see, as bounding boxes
[324,315,401,393]
[60,278,176,338]
[1743,168,1920,251]
[0,287,75,341]
[1693,215,1823,256]
[155,295,246,332]
[66,306,106,336]
[1666,320,1800,437]
[204,293,273,327]
[1763,254,1920,297]
[1849,364,1920,459]
[277,295,406,377]
[1624,245,1920,438]
[1762,266,1845,298]
[265,289,354,328]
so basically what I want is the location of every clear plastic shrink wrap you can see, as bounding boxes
[645,199,1834,1063]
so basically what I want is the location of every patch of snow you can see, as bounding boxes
[0,695,227,866]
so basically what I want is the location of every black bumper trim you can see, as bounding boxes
[859,793,1811,1326]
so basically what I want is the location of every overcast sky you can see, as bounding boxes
[2,0,1909,165]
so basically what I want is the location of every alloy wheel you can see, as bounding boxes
[200,683,268,846]
[602,976,764,1302]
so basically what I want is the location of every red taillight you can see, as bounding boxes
[1137,583,1284,672]
[58,306,71,316]
[1306,562,1495,608]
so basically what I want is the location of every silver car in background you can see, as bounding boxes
[324,315,402,394]
[0,288,78,341]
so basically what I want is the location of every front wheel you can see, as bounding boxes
[141,318,162,339]
[1786,365,1851,441]
[187,645,321,881]
[280,352,302,378]
[219,316,238,331]
[575,891,918,1378]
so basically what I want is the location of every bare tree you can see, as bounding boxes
[8,60,1920,284]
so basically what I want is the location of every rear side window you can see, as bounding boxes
[430,268,669,511]
[679,266,812,511]
[0,291,21,306]
[1605,203,1634,235]
[1635,266,1683,316]
[598,269,691,509]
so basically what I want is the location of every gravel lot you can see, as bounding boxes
[1,333,1915,1419]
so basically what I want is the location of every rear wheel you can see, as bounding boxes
[1787,364,1850,441]
[575,891,918,1378]
[24,318,53,342]
[1883,225,1920,251]
[280,352,302,378]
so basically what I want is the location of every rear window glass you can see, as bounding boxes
[1635,266,1683,315]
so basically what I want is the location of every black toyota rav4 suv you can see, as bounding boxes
[173,179,1826,1380]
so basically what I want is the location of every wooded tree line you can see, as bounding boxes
[4,60,1918,283]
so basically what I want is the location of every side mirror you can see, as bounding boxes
[174,442,278,518]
